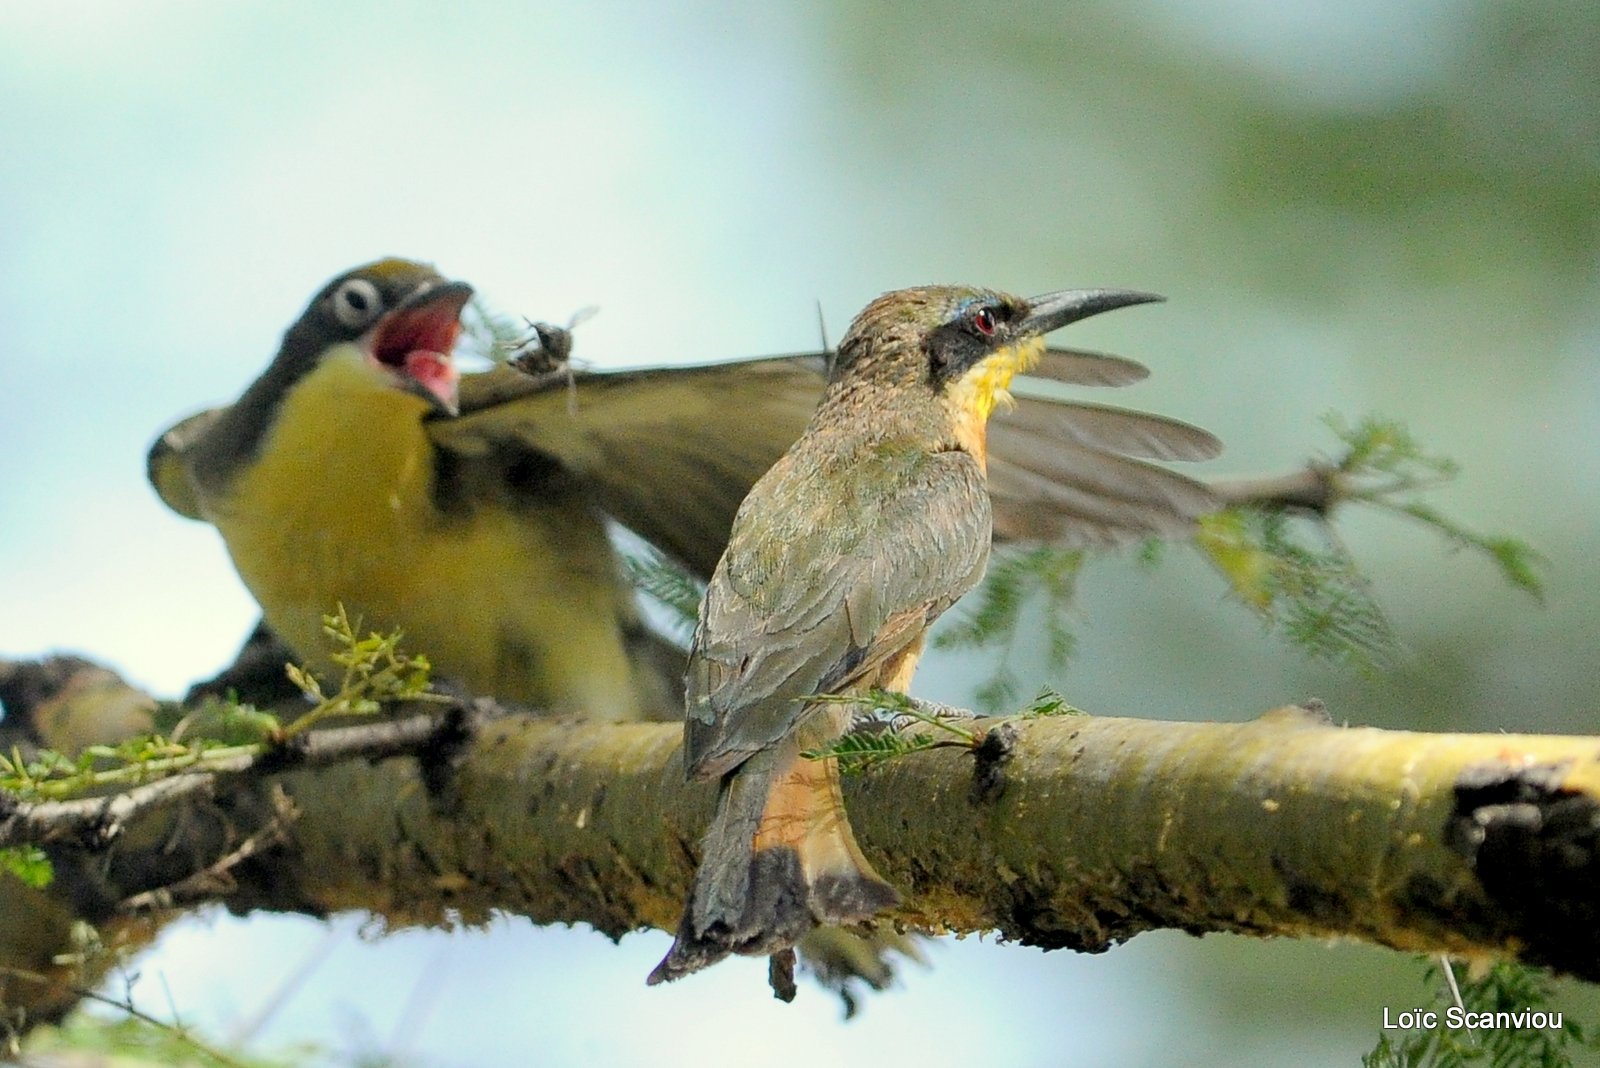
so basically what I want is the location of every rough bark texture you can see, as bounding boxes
[2,655,1598,1030]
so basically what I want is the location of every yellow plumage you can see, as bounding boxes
[953,335,1046,421]
[201,346,645,718]
[943,335,1046,466]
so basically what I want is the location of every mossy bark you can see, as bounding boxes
[3,655,1598,1035]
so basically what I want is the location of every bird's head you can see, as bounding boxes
[832,284,1163,422]
[277,258,473,415]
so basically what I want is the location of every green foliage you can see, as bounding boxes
[1200,414,1545,668]
[1018,689,1086,719]
[0,732,249,805]
[804,727,945,775]
[804,689,979,774]
[1321,414,1544,599]
[624,548,705,636]
[934,546,1084,710]
[1389,499,1546,601]
[1198,507,1397,667]
[280,606,437,736]
[18,1013,329,1068]
[0,845,53,888]
[935,414,1544,695]
[0,607,435,812]
[1363,959,1599,1068]
[805,689,1080,773]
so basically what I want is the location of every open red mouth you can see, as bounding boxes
[371,280,473,414]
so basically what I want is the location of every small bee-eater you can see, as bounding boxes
[149,261,1218,1000]
[149,260,1220,726]
[648,284,1170,984]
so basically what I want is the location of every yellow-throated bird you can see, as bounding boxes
[149,258,1221,725]
[647,284,1173,984]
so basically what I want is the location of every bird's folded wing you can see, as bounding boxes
[684,450,992,778]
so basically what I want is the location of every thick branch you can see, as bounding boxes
[238,704,1600,979]
[3,653,1598,1026]
[0,707,469,850]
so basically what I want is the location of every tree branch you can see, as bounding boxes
[1208,465,1341,514]
[0,706,471,850]
[3,653,1598,1034]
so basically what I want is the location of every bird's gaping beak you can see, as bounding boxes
[1020,289,1164,338]
[371,280,474,416]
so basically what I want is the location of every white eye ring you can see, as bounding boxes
[330,278,382,329]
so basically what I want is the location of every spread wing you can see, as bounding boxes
[427,359,822,579]
[682,447,992,780]
[148,348,1221,576]
[425,348,1219,575]
[987,392,1222,545]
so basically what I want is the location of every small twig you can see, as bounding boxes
[0,964,252,1068]
[0,706,474,850]
[119,785,300,912]
[1208,465,1341,515]
[0,771,226,850]
[388,939,453,1058]
[1439,954,1465,1012]
[228,922,344,1047]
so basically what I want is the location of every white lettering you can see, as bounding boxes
[1383,1008,1437,1029]
[1444,1007,1563,1030]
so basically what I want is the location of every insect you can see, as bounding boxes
[505,305,598,386]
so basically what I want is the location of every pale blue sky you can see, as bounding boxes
[4,2,1597,1064]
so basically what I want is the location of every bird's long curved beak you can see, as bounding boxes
[371,280,474,416]
[1021,289,1164,337]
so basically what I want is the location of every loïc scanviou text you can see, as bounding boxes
[1383,1007,1563,1031]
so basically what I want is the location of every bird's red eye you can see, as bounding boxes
[973,307,997,336]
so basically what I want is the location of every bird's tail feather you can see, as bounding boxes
[648,742,898,985]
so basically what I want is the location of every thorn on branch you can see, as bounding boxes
[1255,698,1334,727]
[416,697,482,808]
[971,723,1019,805]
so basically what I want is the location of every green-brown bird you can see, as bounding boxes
[149,259,1221,725]
[648,284,1169,984]
[148,259,1219,1001]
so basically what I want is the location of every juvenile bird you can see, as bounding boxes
[648,284,1166,984]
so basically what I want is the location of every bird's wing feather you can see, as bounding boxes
[986,425,1221,545]
[429,358,823,579]
[427,349,1216,572]
[147,408,227,520]
[683,447,991,779]
[150,350,1218,573]
[1001,396,1221,462]
[1024,347,1151,387]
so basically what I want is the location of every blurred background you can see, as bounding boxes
[2,1,1598,1064]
